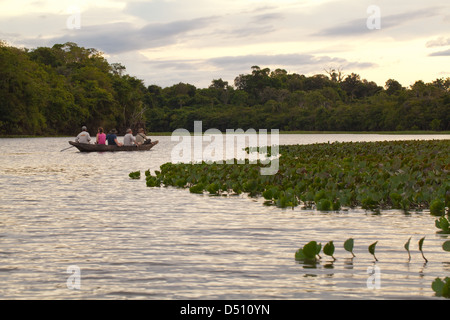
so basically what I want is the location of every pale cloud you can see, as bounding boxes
[426,37,450,48]
[123,53,376,88]
[250,12,285,24]
[429,49,450,56]
[0,0,449,88]
[313,6,442,38]
[48,16,217,54]
[0,0,126,16]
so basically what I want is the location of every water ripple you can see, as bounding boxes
[0,135,449,299]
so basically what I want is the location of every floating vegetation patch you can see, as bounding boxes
[295,235,441,263]
[128,171,141,179]
[432,241,450,298]
[432,277,450,298]
[139,139,449,213]
[295,234,450,298]
[293,234,450,298]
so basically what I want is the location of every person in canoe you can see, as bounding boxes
[106,129,123,146]
[96,127,106,145]
[135,128,152,145]
[123,128,138,146]
[75,126,91,144]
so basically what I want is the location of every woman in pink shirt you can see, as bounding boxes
[96,127,106,145]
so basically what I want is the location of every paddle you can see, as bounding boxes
[60,145,75,152]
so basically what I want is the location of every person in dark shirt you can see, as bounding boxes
[106,129,123,146]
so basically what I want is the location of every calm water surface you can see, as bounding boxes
[0,134,449,300]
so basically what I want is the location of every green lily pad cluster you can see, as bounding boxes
[128,171,141,179]
[142,139,449,213]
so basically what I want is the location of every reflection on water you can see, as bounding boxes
[0,134,449,299]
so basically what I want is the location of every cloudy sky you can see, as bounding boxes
[1,0,449,88]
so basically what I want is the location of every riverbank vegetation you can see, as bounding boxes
[143,139,449,213]
[1,41,449,136]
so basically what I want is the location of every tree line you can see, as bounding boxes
[0,41,448,136]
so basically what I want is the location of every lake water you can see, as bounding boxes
[0,133,449,300]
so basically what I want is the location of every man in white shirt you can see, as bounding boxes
[75,126,91,144]
[123,128,137,146]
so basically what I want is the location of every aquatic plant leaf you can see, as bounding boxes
[368,241,378,261]
[231,183,242,195]
[262,189,273,200]
[146,176,161,187]
[419,237,428,263]
[432,278,445,296]
[295,249,306,261]
[323,241,335,260]
[276,196,287,208]
[444,279,450,298]
[436,217,450,233]
[317,199,332,211]
[316,243,322,256]
[418,237,425,252]
[206,182,220,194]
[435,219,441,229]
[443,241,450,252]
[432,277,450,298]
[430,199,445,216]
[189,184,204,194]
[303,241,318,260]
[344,238,355,257]
[332,200,341,211]
[404,237,412,261]
[314,190,327,203]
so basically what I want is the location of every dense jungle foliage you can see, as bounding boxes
[1,41,449,136]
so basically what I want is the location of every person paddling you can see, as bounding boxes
[75,126,91,144]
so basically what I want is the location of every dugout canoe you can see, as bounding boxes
[69,140,159,152]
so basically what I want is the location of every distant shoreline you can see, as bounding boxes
[1,130,449,138]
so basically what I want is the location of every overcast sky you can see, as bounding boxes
[1,0,449,88]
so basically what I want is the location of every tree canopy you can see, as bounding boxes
[0,41,448,136]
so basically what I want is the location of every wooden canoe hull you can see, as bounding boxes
[69,140,159,152]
